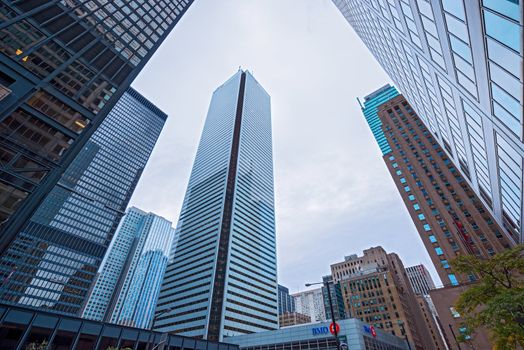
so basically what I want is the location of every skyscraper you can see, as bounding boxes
[406,264,436,296]
[362,91,511,286]
[82,207,176,327]
[292,288,326,323]
[153,70,278,341]
[0,88,166,316]
[277,284,295,315]
[0,0,193,252]
[110,211,176,329]
[321,275,345,322]
[333,0,523,243]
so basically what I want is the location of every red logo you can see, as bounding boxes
[329,322,340,335]
[370,325,377,337]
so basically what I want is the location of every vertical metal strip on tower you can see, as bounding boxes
[207,72,246,341]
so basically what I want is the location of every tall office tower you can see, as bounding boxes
[82,207,176,326]
[292,288,326,323]
[334,247,439,350]
[110,211,175,329]
[333,0,523,243]
[277,284,295,315]
[153,70,278,341]
[362,90,511,286]
[0,88,166,316]
[406,264,436,295]
[0,0,193,253]
[321,275,346,321]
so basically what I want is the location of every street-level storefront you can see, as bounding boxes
[225,319,410,350]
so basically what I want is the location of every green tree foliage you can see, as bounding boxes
[451,245,524,349]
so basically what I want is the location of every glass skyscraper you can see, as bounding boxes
[110,209,175,330]
[0,0,193,253]
[333,0,523,243]
[153,70,278,341]
[0,88,166,316]
[277,284,295,315]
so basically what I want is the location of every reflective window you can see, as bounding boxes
[429,235,437,243]
[424,224,431,231]
[483,10,522,53]
[483,0,521,22]
[435,247,444,255]
[448,274,459,286]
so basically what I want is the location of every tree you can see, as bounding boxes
[451,245,524,349]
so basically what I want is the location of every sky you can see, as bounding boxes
[128,0,442,292]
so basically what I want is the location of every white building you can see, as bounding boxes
[292,288,326,323]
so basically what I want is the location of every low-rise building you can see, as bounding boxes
[279,312,311,328]
[225,318,409,350]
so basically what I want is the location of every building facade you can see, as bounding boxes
[278,312,311,328]
[0,303,238,350]
[321,275,346,322]
[277,284,295,315]
[292,288,326,323]
[111,212,175,329]
[225,318,410,350]
[0,0,193,253]
[153,70,278,341]
[0,88,166,316]
[82,207,176,329]
[429,285,490,350]
[366,92,511,286]
[333,247,435,350]
[333,0,523,243]
[415,295,447,350]
[406,264,436,295]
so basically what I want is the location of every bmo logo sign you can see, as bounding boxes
[312,326,329,335]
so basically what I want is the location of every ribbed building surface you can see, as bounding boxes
[406,264,436,295]
[0,88,166,316]
[333,0,523,243]
[154,70,278,341]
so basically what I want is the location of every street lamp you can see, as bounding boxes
[151,307,173,329]
[305,281,340,350]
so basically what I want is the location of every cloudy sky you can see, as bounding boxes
[128,0,441,292]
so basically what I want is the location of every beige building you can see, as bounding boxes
[332,247,441,350]
[278,312,311,328]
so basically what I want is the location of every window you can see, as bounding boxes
[404,186,411,192]
[448,274,459,286]
[413,204,420,210]
[418,213,426,220]
[483,10,522,53]
[435,247,444,255]
[423,224,431,231]
[429,235,437,243]
[408,195,415,201]
[441,260,450,269]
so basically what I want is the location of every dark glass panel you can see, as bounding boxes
[21,326,54,350]
[50,329,76,350]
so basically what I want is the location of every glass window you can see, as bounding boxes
[449,35,472,63]
[448,274,459,286]
[491,83,522,121]
[435,247,444,255]
[489,62,522,101]
[442,0,465,20]
[404,186,411,192]
[400,177,407,183]
[445,13,469,41]
[408,194,415,201]
[483,0,521,21]
[418,213,426,220]
[424,224,431,231]
[413,203,420,210]
[450,307,461,318]
[428,235,437,243]
[483,10,522,53]
[486,37,522,78]
[441,260,450,268]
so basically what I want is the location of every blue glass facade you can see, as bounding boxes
[277,284,295,315]
[333,0,524,243]
[0,88,166,316]
[110,211,175,329]
[154,70,278,341]
[361,85,399,156]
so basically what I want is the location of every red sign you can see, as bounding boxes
[329,322,340,335]
[370,325,377,337]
